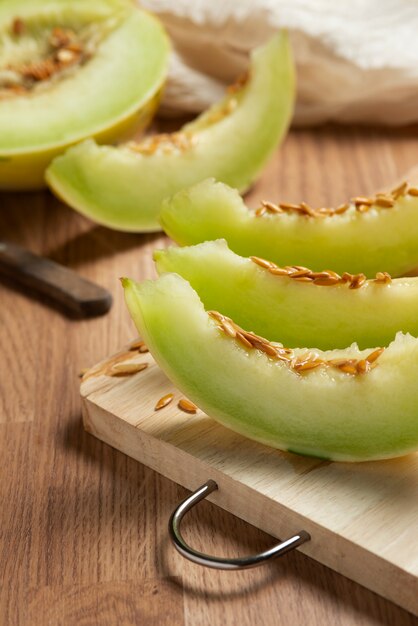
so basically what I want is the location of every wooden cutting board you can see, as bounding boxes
[80,344,418,616]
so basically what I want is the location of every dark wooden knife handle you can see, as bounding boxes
[0,241,112,317]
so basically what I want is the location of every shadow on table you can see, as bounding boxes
[59,414,416,626]
[0,189,162,266]
[0,189,163,316]
[47,222,162,268]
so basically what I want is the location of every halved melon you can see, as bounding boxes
[46,32,294,231]
[0,0,169,189]
[122,273,418,462]
[154,239,418,349]
[159,178,418,277]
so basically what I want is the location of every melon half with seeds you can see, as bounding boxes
[0,0,169,189]
[160,178,418,277]
[122,273,418,462]
[154,239,418,350]
[46,33,294,232]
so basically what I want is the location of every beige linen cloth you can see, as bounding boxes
[141,0,418,125]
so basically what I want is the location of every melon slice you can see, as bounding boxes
[0,0,169,189]
[154,239,418,350]
[159,178,418,277]
[122,273,418,462]
[46,32,295,231]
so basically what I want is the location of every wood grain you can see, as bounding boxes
[1,123,418,625]
[80,345,418,615]
[26,579,184,626]
[0,240,112,318]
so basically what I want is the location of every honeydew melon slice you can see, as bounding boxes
[159,178,418,277]
[122,273,418,462]
[154,239,418,350]
[0,0,169,189]
[46,32,294,231]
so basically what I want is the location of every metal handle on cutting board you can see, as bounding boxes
[168,480,310,570]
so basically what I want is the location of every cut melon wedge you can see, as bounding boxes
[154,239,418,349]
[160,178,418,277]
[0,0,169,189]
[46,33,294,231]
[122,273,418,462]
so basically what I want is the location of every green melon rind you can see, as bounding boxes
[46,32,295,232]
[122,273,418,462]
[0,1,169,154]
[154,239,418,349]
[159,178,418,277]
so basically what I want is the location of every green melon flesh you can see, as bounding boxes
[0,0,169,189]
[154,239,418,350]
[45,32,295,231]
[160,178,418,277]
[122,273,418,462]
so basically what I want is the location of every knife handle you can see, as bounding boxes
[0,241,112,317]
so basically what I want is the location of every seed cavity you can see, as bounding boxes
[260,201,283,216]
[374,195,395,208]
[255,181,416,219]
[227,71,249,95]
[128,132,196,156]
[374,272,392,284]
[391,182,408,198]
[348,274,367,290]
[178,398,198,414]
[365,347,385,363]
[155,393,174,411]
[250,257,391,289]
[208,311,384,376]
[1,23,92,99]
[196,71,249,125]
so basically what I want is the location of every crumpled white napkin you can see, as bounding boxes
[141,0,418,125]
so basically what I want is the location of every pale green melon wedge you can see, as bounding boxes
[154,239,418,349]
[122,273,418,462]
[0,0,169,189]
[46,33,294,231]
[159,178,418,277]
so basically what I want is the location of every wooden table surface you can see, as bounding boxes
[1,123,418,626]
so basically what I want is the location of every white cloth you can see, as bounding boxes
[141,0,418,126]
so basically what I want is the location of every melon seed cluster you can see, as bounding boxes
[129,90,241,156]
[255,181,418,218]
[250,256,392,288]
[199,72,249,125]
[0,20,89,98]
[128,72,250,156]
[129,132,196,156]
[208,310,384,376]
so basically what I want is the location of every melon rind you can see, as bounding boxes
[46,32,294,231]
[122,273,418,462]
[154,239,418,349]
[159,178,418,277]
[0,0,169,189]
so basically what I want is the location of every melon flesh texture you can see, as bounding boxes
[0,0,169,189]
[122,273,418,462]
[160,178,418,277]
[46,32,294,231]
[154,239,418,350]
